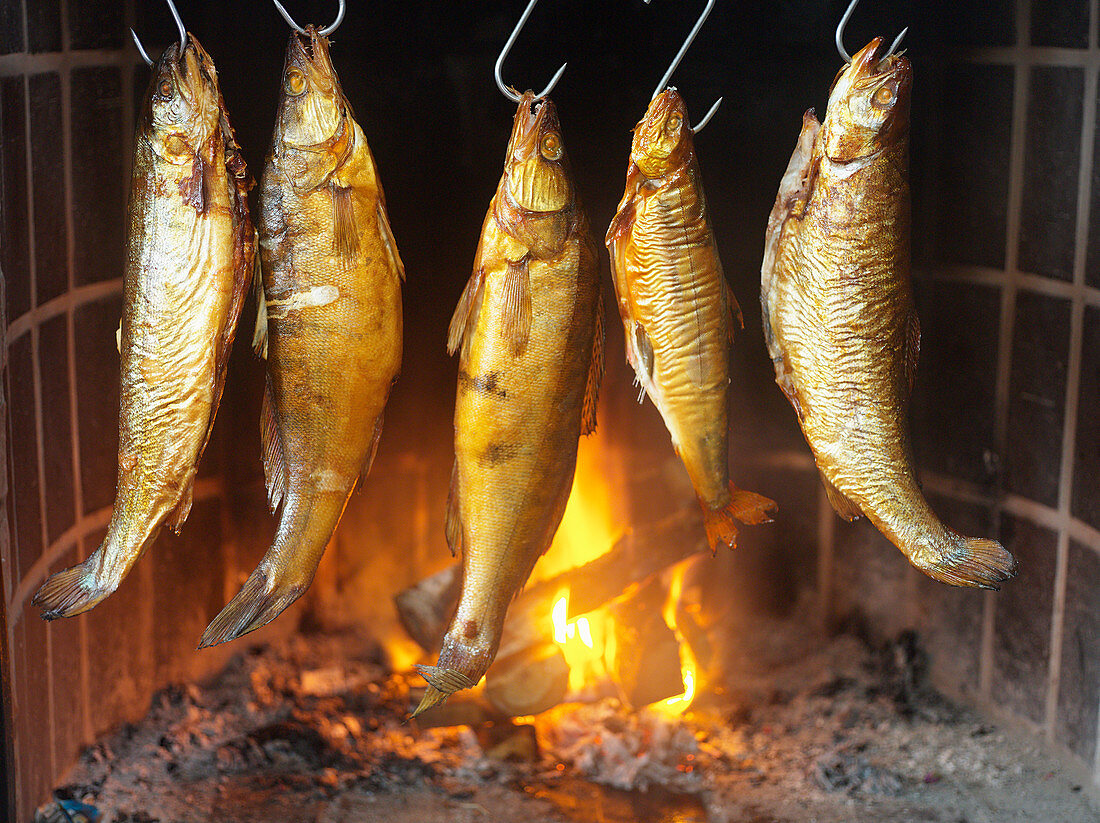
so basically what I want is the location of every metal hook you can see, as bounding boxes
[643,0,722,134]
[835,0,908,64]
[130,0,187,67]
[494,0,568,103]
[272,0,346,37]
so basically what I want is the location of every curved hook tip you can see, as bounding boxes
[130,28,153,67]
[495,0,566,104]
[163,0,186,52]
[272,0,345,37]
[692,96,722,134]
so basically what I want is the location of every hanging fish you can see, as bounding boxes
[199,23,403,648]
[33,31,254,619]
[606,89,776,551]
[760,37,1016,587]
[412,91,603,716]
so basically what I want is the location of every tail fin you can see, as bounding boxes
[702,482,778,553]
[32,562,115,620]
[917,535,1017,590]
[198,568,307,649]
[410,664,475,718]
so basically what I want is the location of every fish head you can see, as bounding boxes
[630,88,692,177]
[503,92,574,213]
[274,26,349,152]
[144,35,221,163]
[822,37,911,162]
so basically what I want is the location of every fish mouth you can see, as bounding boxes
[286,26,340,97]
[510,93,560,161]
[847,36,911,87]
[504,93,572,214]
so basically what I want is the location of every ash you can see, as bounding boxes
[40,629,1098,823]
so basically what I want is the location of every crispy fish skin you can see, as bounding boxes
[200,28,403,648]
[413,93,603,715]
[761,39,1015,588]
[34,36,253,619]
[606,90,776,551]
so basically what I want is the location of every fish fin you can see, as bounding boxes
[500,258,532,356]
[445,461,462,558]
[332,184,358,259]
[447,267,486,358]
[198,566,308,648]
[361,412,384,484]
[377,200,405,281]
[252,257,268,359]
[821,475,862,521]
[773,351,806,421]
[411,665,476,718]
[631,321,655,398]
[725,279,743,343]
[914,534,1017,590]
[115,321,122,355]
[179,153,208,212]
[32,562,113,619]
[166,469,197,534]
[581,294,605,436]
[701,482,778,554]
[260,376,288,513]
[905,311,921,397]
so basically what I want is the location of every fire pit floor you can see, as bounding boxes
[39,628,1098,823]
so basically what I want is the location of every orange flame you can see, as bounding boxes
[649,559,697,717]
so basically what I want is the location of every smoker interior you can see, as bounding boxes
[2,0,1099,820]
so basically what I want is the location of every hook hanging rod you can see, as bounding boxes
[835,0,908,64]
[273,0,346,37]
[644,0,722,134]
[130,0,187,68]
[494,0,568,103]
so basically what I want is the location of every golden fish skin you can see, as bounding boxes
[606,90,776,552]
[413,93,604,715]
[760,39,1015,588]
[200,28,403,648]
[34,36,253,619]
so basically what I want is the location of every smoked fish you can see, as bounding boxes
[606,89,776,552]
[34,35,253,619]
[760,39,1016,587]
[200,27,403,647]
[413,92,604,715]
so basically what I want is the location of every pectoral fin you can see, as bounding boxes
[500,258,532,356]
[631,321,655,401]
[361,412,384,484]
[444,461,462,558]
[166,467,197,533]
[252,261,269,359]
[332,184,358,259]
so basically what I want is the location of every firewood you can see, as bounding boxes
[608,576,685,708]
[394,509,708,657]
[484,642,570,717]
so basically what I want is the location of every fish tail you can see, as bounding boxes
[701,482,778,553]
[410,664,476,718]
[915,534,1018,590]
[32,562,115,620]
[198,566,307,649]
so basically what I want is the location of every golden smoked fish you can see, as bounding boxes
[33,36,253,619]
[200,27,403,647]
[760,39,1016,587]
[606,90,776,551]
[413,92,603,715]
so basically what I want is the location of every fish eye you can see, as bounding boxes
[157,78,173,98]
[667,114,682,131]
[873,85,894,107]
[540,132,562,161]
[285,68,306,96]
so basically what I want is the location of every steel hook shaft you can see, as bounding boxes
[494,0,567,103]
[272,0,346,37]
[644,0,722,134]
[130,0,186,67]
[835,0,908,64]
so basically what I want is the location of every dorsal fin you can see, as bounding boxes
[260,376,287,512]
[447,267,486,360]
[581,293,605,436]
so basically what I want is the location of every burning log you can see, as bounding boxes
[484,642,570,717]
[609,576,685,708]
[394,509,709,657]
